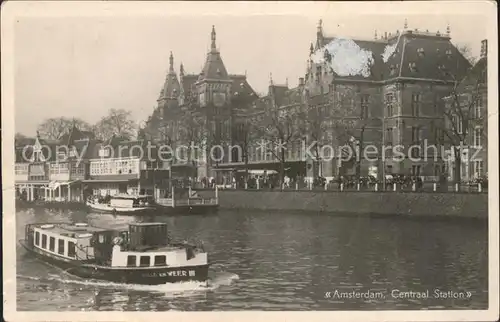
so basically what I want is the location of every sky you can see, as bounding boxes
[12,3,489,136]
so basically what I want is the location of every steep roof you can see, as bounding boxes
[159,52,181,100]
[59,125,94,146]
[315,29,471,82]
[198,51,230,82]
[397,32,471,80]
[197,26,231,82]
[229,75,257,97]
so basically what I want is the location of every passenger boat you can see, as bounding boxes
[86,194,156,215]
[19,222,209,285]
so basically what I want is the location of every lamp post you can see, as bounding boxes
[382,115,386,191]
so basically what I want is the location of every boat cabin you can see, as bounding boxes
[25,223,109,262]
[109,194,155,208]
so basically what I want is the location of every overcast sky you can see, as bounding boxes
[12,3,489,136]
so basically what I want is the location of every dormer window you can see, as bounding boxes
[409,62,418,72]
[438,64,448,72]
[389,65,397,76]
[446,49,452,57]
[417,48,425,57]
[216,68,221,75]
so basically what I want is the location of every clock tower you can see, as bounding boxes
[195,26,234,178]
[196,25,233,108]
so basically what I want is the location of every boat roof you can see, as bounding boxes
[32,223,109,236]
[111,194,153,199]
[130,222,167,226]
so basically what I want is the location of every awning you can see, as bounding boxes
[46,180,81,190]
[248,169,278,175]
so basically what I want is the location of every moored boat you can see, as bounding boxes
[19,222,209,285]
[86,194,156,215]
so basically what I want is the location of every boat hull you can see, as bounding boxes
[86,202,156,216]
[19,240,209,285]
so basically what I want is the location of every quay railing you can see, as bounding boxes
[190,181,488,194]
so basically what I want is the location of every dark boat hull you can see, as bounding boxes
[19,240,209,285]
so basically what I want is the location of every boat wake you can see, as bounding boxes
[17,270,239,297]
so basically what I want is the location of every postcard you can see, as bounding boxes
[2,1,498,321]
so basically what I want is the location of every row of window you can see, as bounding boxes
[90,160,139,176]
[35,231,76,258]
[127,254,166,267]
[49,163,69,174]
[15,164,29,175]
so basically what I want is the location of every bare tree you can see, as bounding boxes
[95,108,136,141]
[439,59,487,186]
[317,85,372,179]
[231,92,259,179]
[256,100,306,188]
[37,117,92,140]
[178,107,207,164]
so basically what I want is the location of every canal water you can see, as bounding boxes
[16,208,488,311]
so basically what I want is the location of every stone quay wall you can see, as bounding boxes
[208,190,488,219]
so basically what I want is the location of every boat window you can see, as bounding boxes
[154,255,166,266]
[127,255,136,267]
[140,256,151,267]
[68,241,76,258]
[49,237,55,252]
[35,232,40,246]
[41,234,47,249]
[58,239,65,255]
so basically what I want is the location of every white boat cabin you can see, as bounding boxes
[110,194,154,208]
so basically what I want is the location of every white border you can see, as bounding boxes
[2,1,498,321]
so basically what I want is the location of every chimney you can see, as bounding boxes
[480,39,487,58]
[384,32,388,39]
[299,77,305,86]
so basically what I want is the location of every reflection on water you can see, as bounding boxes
[16,208,488,310]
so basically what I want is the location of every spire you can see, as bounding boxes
[197,25,230,82]
[446,23,450,36]
[404,18,408,30]
[211,25,217,52]
[169,52,174,73]
[317,19,323,34]
[310,42,314,56]
[179,62,184,77]
[316,19,324,48]
[269,72,273,86]
[374,30,378,40]
[160,52,180,100]
[285,77,289,87]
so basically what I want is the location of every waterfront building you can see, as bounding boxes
[15,126,170,201]
[143,21,475,184]
[84,136,171,199]
[303,20,471,180]
[15,125,95,201]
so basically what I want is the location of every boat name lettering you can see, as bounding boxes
[144,270,196,277]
